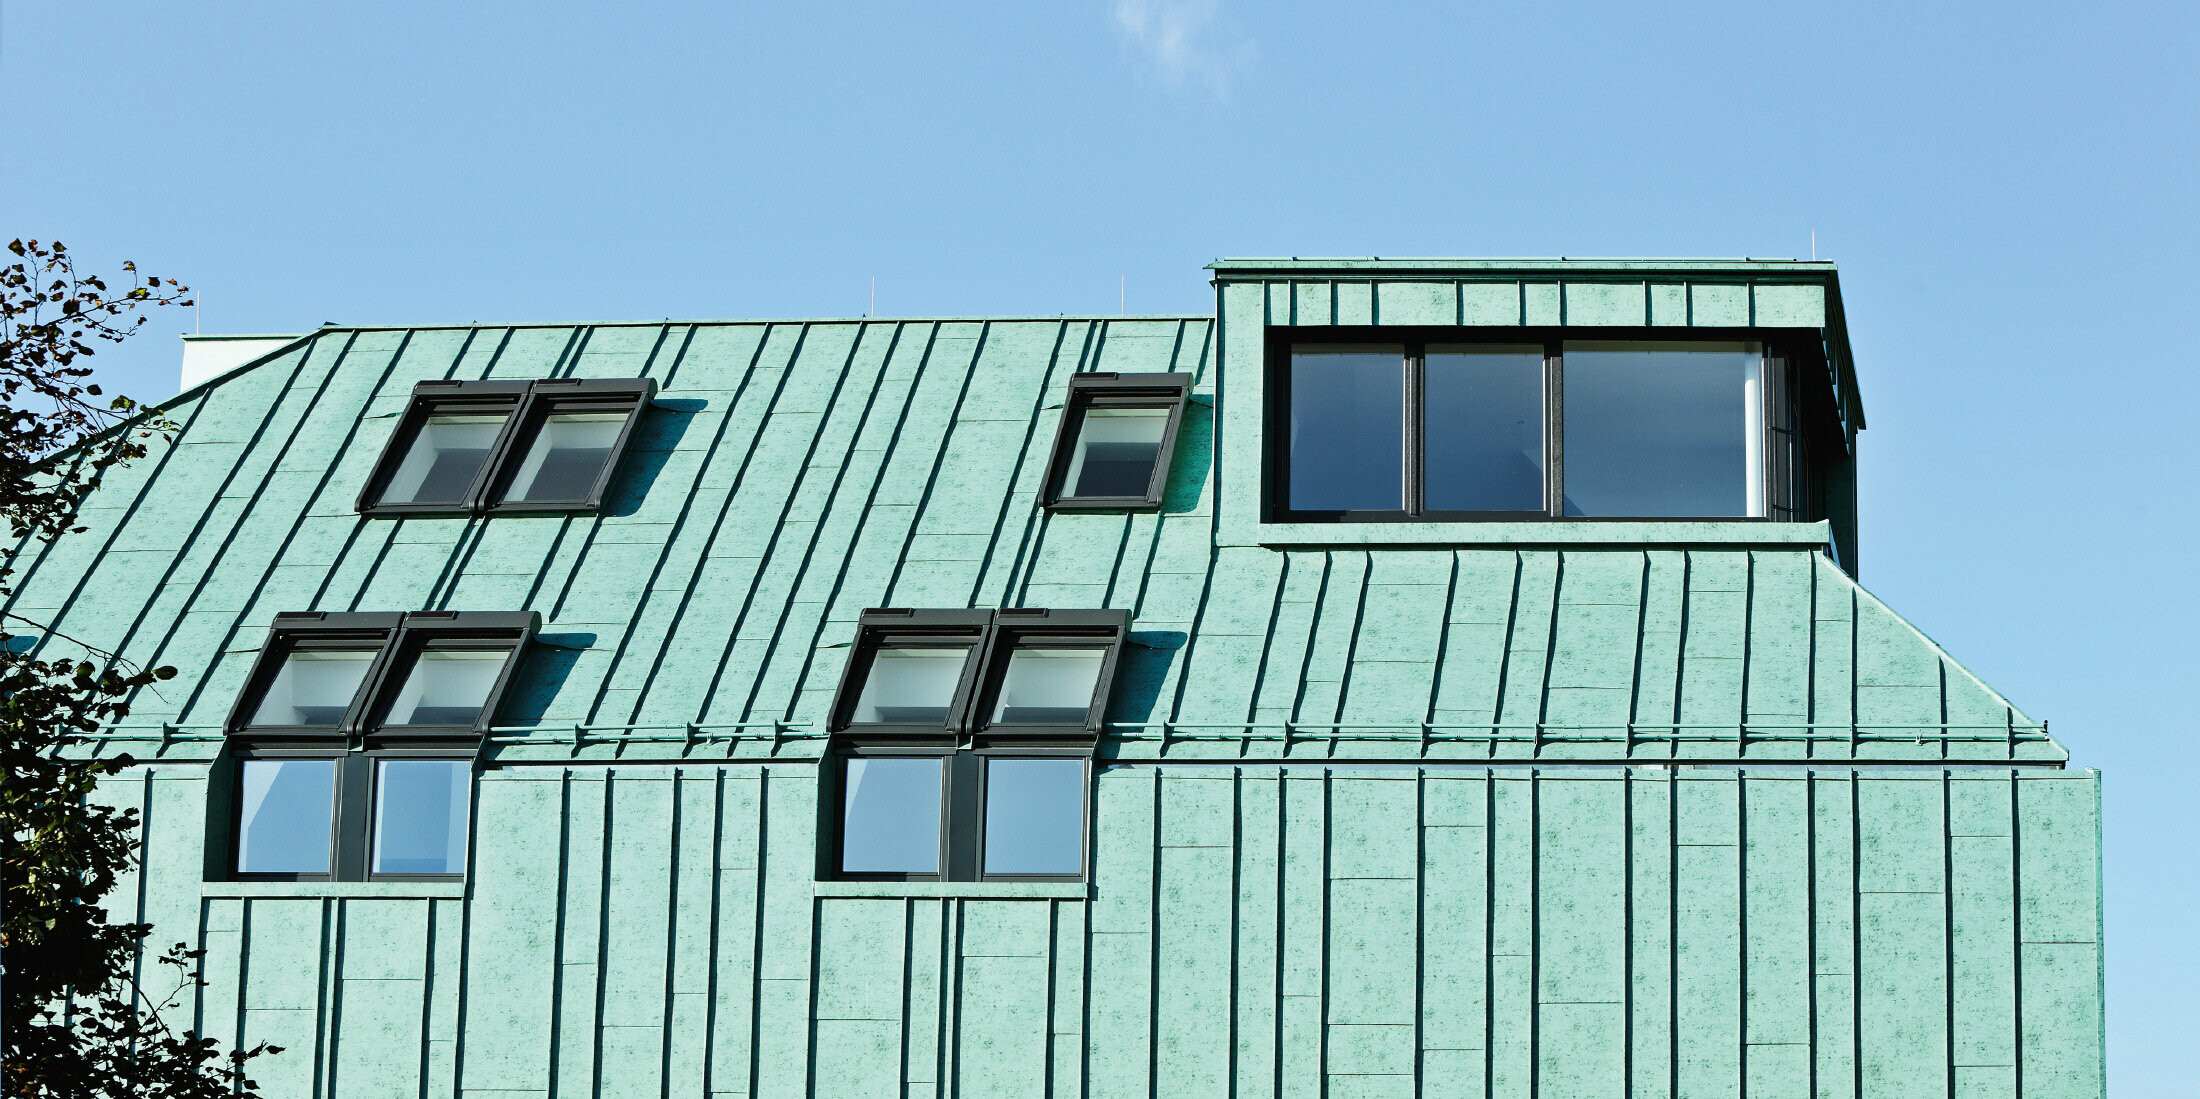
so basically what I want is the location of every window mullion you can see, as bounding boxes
[1548,341,1567,518]
[334,752,373,881]
[945,750,982,881]
[467,392,537,512]
[1404,343,1424,517]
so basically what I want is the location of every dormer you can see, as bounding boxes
[1211,258,1863,572]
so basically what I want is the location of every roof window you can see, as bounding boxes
[358,378,656,515]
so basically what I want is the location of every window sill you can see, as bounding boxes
[812,880,1089,900]
[202,880,467,899]
[1220,518,1832,548]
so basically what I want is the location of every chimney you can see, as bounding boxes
[179,334,302,392]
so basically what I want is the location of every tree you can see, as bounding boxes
[0,239,279,1097]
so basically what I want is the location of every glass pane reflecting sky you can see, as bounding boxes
[1563,342,1762,517]
[372,759,471,875]
[991,648,1104,724]
[1424,344,1544,512]
[236,758,336,874]
[1289,345,1403,511]
[983,759,1085,875]
[841,757,942,874]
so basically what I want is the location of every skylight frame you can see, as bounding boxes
[357,378,658,516]
[1039,372,1193,512]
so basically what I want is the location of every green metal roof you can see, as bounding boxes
[7,309,2049,763]
[1208,256,1839,273]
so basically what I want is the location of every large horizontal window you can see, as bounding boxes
[831,748,1089,882]
[1270,334,1798,522]
[358,377,656,516]
[217,610,536,882]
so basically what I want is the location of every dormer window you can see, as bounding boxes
[1268,334,1797,522]
[359,378,656,516]
[216,610,536,882]
[825,608,1126,882]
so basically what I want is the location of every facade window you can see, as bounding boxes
[358,378,656,516]
[825,608,1126,881]
[1269,333,1808,522]
[832,748,1092,881]
[1041,373,1192,511]
[215,610,536,881]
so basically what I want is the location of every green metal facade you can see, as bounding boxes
[12,258,2103,1096]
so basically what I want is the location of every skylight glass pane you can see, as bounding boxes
[502,412,626,503]
[379,413,506,505]
[385,648,508,726]
[1562,342,1764,517]
[247,649,375,727]
[1424,344,1545,512]
[235,758,336,874]
[983,759,1086,875]
[840,757,943,874]
[990,647,1104,724]
[371,759,472,875]
[849,646,970,725]
[1289,345,1405,512]
[1063,407,1168,498]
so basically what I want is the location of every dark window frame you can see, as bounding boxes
[215,610,535,882]
[1040,372,1193,512]
[822,607,1124,882]
[222,745,478,883]
[357,377,657,516]
[1264,326,1819,524]
[823,744,1092,883]
[827,608,1129,740]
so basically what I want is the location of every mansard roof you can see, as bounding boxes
[6,306,2059,765]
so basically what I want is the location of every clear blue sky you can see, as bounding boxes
[6,1,2194,1086]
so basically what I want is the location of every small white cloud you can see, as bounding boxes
[1111,0,1255,99]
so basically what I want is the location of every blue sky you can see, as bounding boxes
[6,0,2195,1085]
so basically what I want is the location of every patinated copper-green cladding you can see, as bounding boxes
[4,256,2099,1097]
[101,763,2100,1097]
[12,312,2041,763]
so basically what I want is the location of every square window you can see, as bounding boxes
[1041,373,1191,510]
[1064,409,1168,496]
[498,410,628,504]
[1561,341,1764,518]
[384,647,512,728]
[370,758,473,875]
[234,757,338,876]
[246,648,376,729]
[849,645,973,726]
[988,647,1106,725]
[839,756,945,875]
[375,411,509,507]
[359,378,655,516]
[981,757,1086,877]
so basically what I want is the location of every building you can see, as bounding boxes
[24,258,2103,1097]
